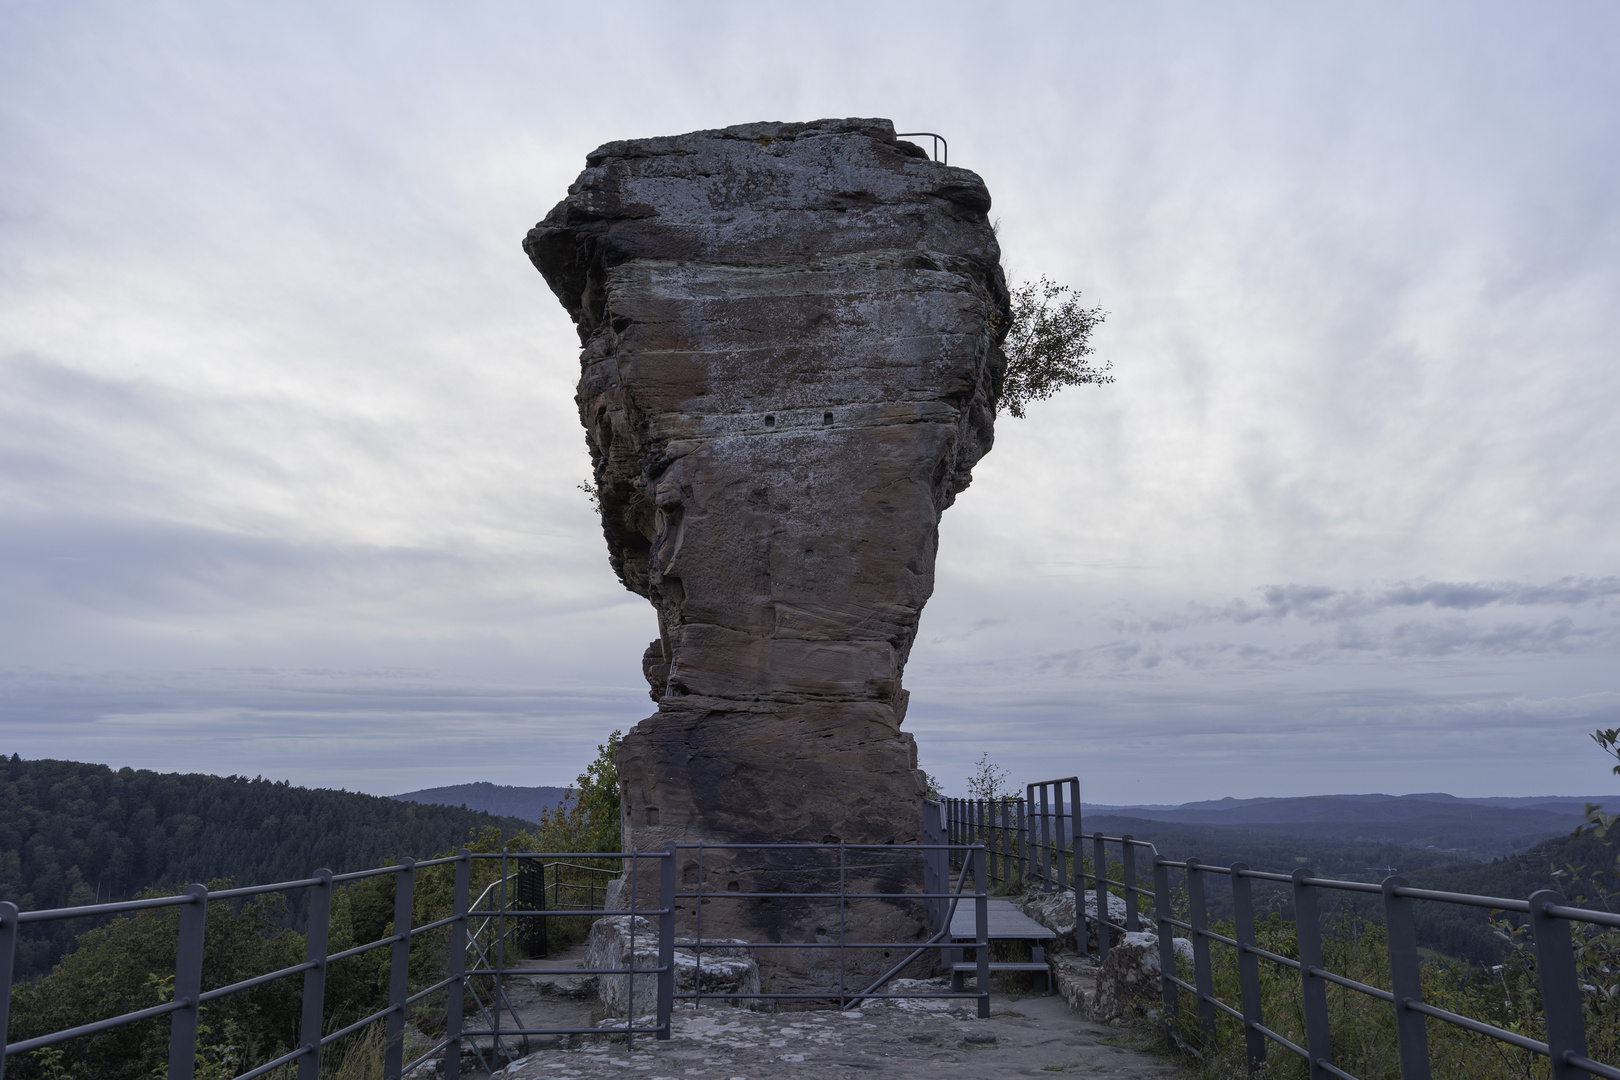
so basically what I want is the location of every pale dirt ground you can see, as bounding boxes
[452,944,1181,1080]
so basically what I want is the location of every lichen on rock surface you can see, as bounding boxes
[524,118,1009,964]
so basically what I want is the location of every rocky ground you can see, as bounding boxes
[479,980,1179,1079]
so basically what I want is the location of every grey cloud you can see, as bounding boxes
[1216,577,1620,625]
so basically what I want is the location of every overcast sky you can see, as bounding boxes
[2,1,1617,803]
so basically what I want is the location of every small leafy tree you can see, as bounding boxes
[965,752,1018,801]
[998,276,1109,418]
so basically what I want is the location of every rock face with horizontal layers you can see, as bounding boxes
[524,118,1008,967]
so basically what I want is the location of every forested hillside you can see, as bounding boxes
[0,755,534,978]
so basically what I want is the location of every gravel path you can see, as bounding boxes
[488,983,1179,1079]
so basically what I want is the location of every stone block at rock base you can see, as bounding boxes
[585,915,761,1017]
[1018,889,1129,953]
[1093,931,1193,1024]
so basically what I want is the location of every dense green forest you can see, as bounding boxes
[0,755,534,979]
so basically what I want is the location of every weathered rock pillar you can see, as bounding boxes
[525,119,1007,961]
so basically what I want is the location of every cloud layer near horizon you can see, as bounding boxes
[2,2,1617,800]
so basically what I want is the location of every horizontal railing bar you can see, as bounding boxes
[1163,917,1193,931]
[4,997,189,1055]
[1310,966,1395,1003]
[1166,974,1196,994]
[1201,929,1239,948]
[461,1026,666,1036]
[1544,903,1620,928]
[466,907,671,918]
[1252,1021,1308,1059]
[1081,836,1159,849]
[1318,1059,1363,1080]
[1404,999,1550,1055]
[465,965,670,977]
[677,941,984,951]
[320,1005,398,1048]
[409,913,462,937]
[468,852,667,860]
[1568,1054,1620,1080]
[674,843,976,851]
[1246,943,1302,970]
[1205,994,1244,1022]
[325,933,404,964]
[199,960,318,1003]
[405,974,462,1006]
[399,1035,453,1077]
[1299,877,1382,895]
[208,877,325,900]
[15,892,199,923]
[1390,886,1530,912]
[674,991,988,1000]
[678,891,982,901]
[232,1042,311,1080]
[331,866,408,883]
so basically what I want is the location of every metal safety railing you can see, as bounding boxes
[674,840,993,1018]
[0,840,1001,1078]
[946,776,1620,1079]
[942,776,1083,896]
[0,849,674,1080]
[895,131,948,165]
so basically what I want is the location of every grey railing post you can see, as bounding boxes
[1016,796,1028,885]
[1154,859,1178,1052]
[1037,784,1052,889]
[1229,864,1265,1074]
[1023,785,1035,885]
[1052,784,1068,899]
[994,801,1007,886]
[385,858,416,1080]
[1528,890,1589,1080]
[1122,838,1139,932]
[658,842,676,1039]
[1186,859,1216,1054]
[1093,832,1108,963]
[1381,876,1431,1080]
[297,870,333,1080]
[168,883,209,1080]
[974,845,990,1019]
[1291,869,1334,1080]
[444,850,470,1080]
[0,901,17,1080]
[627,849,639,1050]
[1070,779,1083,894]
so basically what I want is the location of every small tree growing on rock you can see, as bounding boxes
[998,276,1110,418]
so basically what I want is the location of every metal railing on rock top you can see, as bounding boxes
[0,850,673,1080]
[943,778,1620,1080]
[0,840,995,1079]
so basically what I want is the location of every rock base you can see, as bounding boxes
[585,915,760,1017]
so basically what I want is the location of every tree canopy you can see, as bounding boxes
[998,276,1110,418]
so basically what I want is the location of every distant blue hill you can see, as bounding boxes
[391,782,569,825]
[1076,792,1620,860]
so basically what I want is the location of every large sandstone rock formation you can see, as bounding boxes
[524,119,1008,961]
